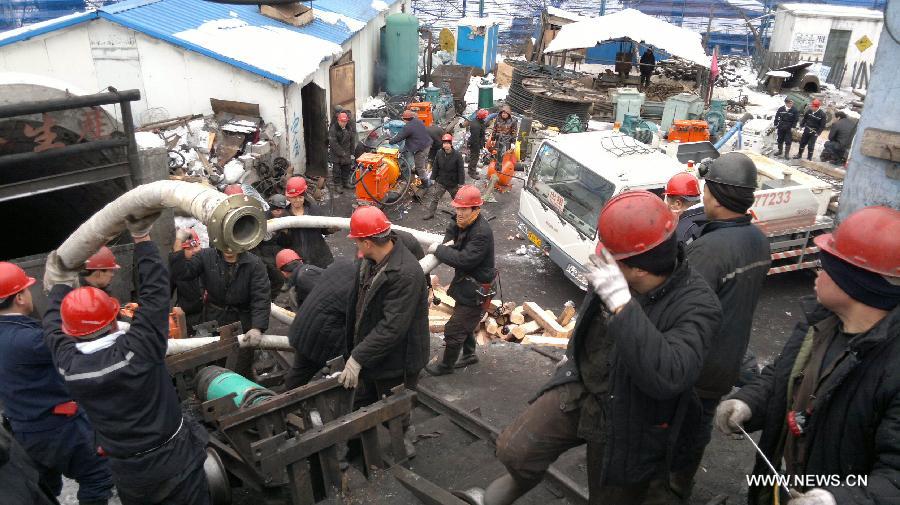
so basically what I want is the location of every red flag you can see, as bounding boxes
[710,47,720,82]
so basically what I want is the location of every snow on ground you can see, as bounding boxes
[462,75,509,114]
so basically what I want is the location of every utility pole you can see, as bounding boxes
[600,0,607,16]
[462,0,467,17]
[479,0,484,17]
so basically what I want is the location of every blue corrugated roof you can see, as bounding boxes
[0,11,96,46]
[0,0,401,83]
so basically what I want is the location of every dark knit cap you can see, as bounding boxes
[706,180,756,214]
[622,232,678,276]
[820,251,900,310]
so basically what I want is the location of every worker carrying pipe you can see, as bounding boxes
[42,214,210,505]
[464,191,722,505]
[715,206,900,505]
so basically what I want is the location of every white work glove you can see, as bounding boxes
[244,328,263,346]
[427,242,440,255]
[175,228,192,243]
[585,248,631,311]
[125,211,162,238]
[714,399,752,434]
[338,356,362,389]
[43,250,79,291]
[787,489,836,505]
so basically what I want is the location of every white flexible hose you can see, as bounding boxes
[271,304,296,325]
[165,333,292,356]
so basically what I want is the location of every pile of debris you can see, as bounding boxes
[715,56,755,88]
[429,281,577,348]
[658,57,700,81]
[643,80,691,101]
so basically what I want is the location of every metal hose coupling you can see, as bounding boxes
[206,193,266,254]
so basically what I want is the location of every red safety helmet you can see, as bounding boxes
[0,262,36,300]
[224,184,244,196]
[285,176,308,197]
[275,249,301,270]
[811,99,821,108]
[664,172,701,198]
[347,206,391,238]
[451,185,484,208]
[84,246,120,270]
[60,287,120,338]
[441,133,453,143]
[476,109,489,120]
[813,206,900,277]
[337,112,349,122]
[402,110,415,120]
[596,191,676,259]
[181,229,200,250]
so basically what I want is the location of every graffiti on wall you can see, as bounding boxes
[1,108,112,153]
[791,32,827,54]
[291,113,302,159]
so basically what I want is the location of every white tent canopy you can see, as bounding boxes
[544,9,711,68]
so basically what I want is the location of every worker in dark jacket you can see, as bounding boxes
[795,99,827,161]
[663,172,705,245]
[391,109,433,182]
[329,111,357,191]
[426,185,495,375]
[467,109,488,180]
[42,214,209,505]
[426,124,447,164]
[273,248,320,311]
[491,105,518,155]
[639,48,656,88]
[0,262,113,505]
[0,422,60,505]
[284,258,356,388]
[340,207,429,443]
[424,133,466,220]
[170,239,270,378]
[251,195,292,299]
[774,97,799,159]
[278,176,334,269]
[821,110,857,164]
[472,191,720,505]
[717,206,900,505]
[669,152,771,501]
[170,229,204,329]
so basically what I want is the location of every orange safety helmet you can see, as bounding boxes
[337,112,349,122]
[441,133,453,143]
[596,191,676,259]
[275,249,302,270]
[347,206,391,238]
[285,176,308,197]
[401,109,415,120]
[476,109,489,120]
[664,173,701,198]
[451,185,484,208]
[811,99,821,108]
[84,246,121,270]
[60,287,120,338]
[223,184,244,195]
[813,206,900,277]
[0,262,36,301]
[181,229,200,250]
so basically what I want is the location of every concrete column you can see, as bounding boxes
[137,146,175,253]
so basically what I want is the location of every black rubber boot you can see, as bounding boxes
[793,152,802,159]
[455,334,479,368]
[425,345,461,376]
[807,151,813,161]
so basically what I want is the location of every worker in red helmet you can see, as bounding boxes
[795,98,827,161]
[42,212,211,504]
[0,262,114,504]
[390,109,433,183]
[425,185,495,375]
[341,206,428,455]
[466,109,489,180]
[424,133,466,220]
[668,152,771,501]
[717,206,900,505]
[279,176,334,268]
[223,184,244,196]
[80,245,120,293]
[170,228,204,329]
[470,191,720,505]
[329,109,358,192]
[248,194,293,301]
[663,172,707,244]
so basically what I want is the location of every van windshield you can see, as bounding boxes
[526,143,616,238]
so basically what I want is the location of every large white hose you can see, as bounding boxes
[54,180,265,275]
[165,333,292,356]
[271,304,296,325]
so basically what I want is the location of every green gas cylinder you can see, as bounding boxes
[385,13,419,96]
[477,79,494,109]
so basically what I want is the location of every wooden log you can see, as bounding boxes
[485,317,500,335]
[429,322,447,333]
[523,302,570,339]
[430,302,455,316]
[433,289,456,308]
[511,320,541,340]
[476,329,490,346]
[557,301,576,326]
[521,334,570,348]
[509,306,526,325]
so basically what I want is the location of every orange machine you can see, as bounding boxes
[120,303,187,338]
[407,102,434,126]
[486,149,518,192]
[668,120,710,143]
[354,147,402,202]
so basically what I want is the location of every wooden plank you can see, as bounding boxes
[210,98,260,118]
[860,128,900,162]
[523,302,570,338]
[429,322,448,333]
[557,301,576,326]
[521,334,570,348]
[392,466,470,505]
[475,328,490,346]
[509,305,525,325]
[360,427,385,477]
[485,317,499,335]
[286,461,316,505]
[433,289,456,308]
[431,303,455,316]
[510,320,540,340]
[388,418,408,466]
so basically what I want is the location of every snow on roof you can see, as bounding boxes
[457,16,502,27]
[371,0,390,12]
[0,11,93,45]
[724,0,765,11]
[778,3,883,20]
[316,10,366,33]
[174,18,342,85]
[545,9,710,68]
[546,6,594,23]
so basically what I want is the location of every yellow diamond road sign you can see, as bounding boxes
[855,35,873,52]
